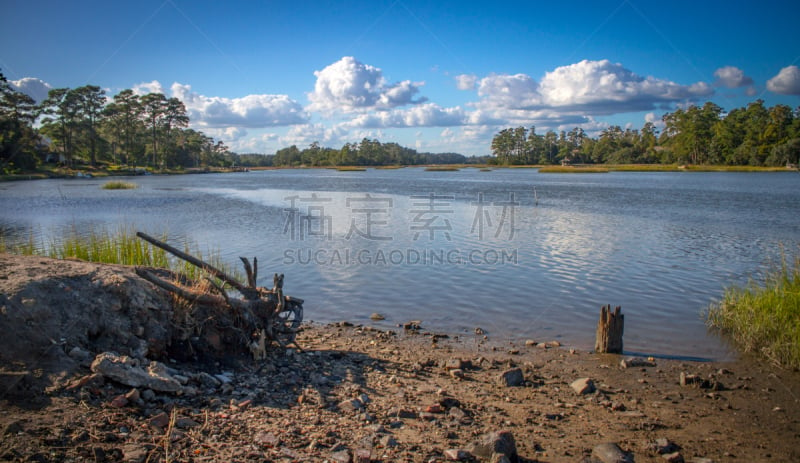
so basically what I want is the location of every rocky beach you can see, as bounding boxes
[0,254,798,462]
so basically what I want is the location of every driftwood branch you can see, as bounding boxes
[136,231,258,299]
[240,257,257,288]
[135,232,304,355]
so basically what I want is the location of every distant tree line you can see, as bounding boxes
[262,139,477,167]
[1,70,231,173]
[491,100,800,166]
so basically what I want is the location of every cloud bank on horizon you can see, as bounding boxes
[9,58,800,155]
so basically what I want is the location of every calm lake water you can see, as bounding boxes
[2,168,799,360]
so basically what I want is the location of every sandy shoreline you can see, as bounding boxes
[1,254,798,462]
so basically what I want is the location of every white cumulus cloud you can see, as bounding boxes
[470,60,714,123]
[169,82,308,128]
[132,80,165,95]
[344,103,466,128]
[713,66,753,88]
[455,74,477,90]
[9,77,52,103]
[767,65,800,95]
[307,56,426,113]
[477,73,542,109]
[538,60,713,113]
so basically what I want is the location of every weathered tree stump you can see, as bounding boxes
[595,305,624,354]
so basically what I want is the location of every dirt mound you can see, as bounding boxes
[0,254,173,396]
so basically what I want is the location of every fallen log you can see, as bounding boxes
[134,232,303,355]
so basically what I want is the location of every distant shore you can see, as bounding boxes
[2,163,797,182]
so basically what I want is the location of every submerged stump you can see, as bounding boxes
[595,305,624,354]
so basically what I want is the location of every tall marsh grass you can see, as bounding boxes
[706,255,800,369]
[2,228,239,283]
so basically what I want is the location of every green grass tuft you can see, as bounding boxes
[706,254,800,369]
[424,166,460,171]
[335,166,367,171]
[102,181,138,190]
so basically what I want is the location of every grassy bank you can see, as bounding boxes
[538,166,609,173]
[0,228,237,282]
[424,166,460,171]
[706,256,800,369]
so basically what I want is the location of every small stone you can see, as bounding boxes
[354,448,371,463]
[547,340,561,347]
[470,430,517,460]
[525,339,537,347]
[339,398,364,412]
[387,407,416,419]
[110,394,128,408]
[620,357,655,369]
[475,327,485,335]
[570,377,596,395]
[68,346,92,363]
[592,442,633,463]
[444,358,465,370]
[330,449,351,463]
[124,388,140,402]
[425,404,444,413]
[195,372,222,388]
[419,412,437,421]
[370,313,385,321]
[122,444,148,463]
[499,368,524,387]
[255,431,280,447]
[141,389,156,402]
[149,412,170,429]
[380,435,398,447]
[175,417,200,429]
[403,320,422,330]
[450,369,465,379]
[448,406,468,422]
[444,448,472,461]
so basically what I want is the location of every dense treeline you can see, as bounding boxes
[266,139,476,167]
[491,101,800,166]
[1,70,231,173]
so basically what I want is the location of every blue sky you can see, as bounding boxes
[2,0,799,156]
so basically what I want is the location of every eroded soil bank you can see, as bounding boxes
[1,254,798,462]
